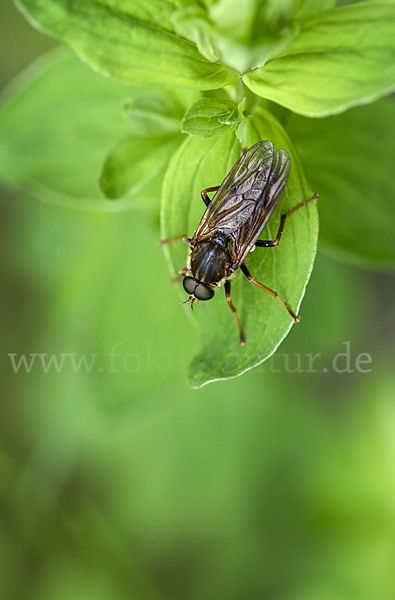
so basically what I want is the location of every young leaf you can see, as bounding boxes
[208,0,299,72]
[172,5,220,62]
[161,110,318,387]
[243,2,395,117]
[181,97,240,138]
[100,134,182,199]
[16,0,238,89]
[287,98,395,266]
[209,0,297,43]
[0,49,141,207]
[123,91,196,137]
[297,0,335,15]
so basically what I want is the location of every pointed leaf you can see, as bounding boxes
[244,2,395,117]
[208,0,300,72]
[171,5,220,62]
[181,97,240,138]
[161,110,318,387]
[100,134,182,199]
[16,0,238,89]
[209,0,298,43]
[123,91,196,137]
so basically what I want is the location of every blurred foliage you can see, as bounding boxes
[2,189,395,599]
[1,2,395,599]
[287,100,395,266]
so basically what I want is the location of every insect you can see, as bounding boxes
[161,141,318,345]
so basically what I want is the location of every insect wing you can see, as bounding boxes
[194,141,274,239]
[262,149,291,213]
[232,148,291,267]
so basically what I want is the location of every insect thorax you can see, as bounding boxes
[189,239,231,286]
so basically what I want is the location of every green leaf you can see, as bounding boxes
[181,97,241,138]
[161,109,318,387]
[104,88,195,199]
[0,49,143,208]
[243,2,395,117]
[171,5,220,62]
[209,0,297,42]
[124,103,179,138]
[123,91,196,137]
[287,98,395,266]
[208,0,300,72]
[297,0,335,15]
[100,134,182,199]
[16,0,237,89]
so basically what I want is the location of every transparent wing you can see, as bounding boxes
[194,141,274,239]
[231,149,291,268]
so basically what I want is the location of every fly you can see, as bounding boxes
[161,141,318,345]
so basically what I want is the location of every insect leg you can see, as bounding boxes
[201,186,220,208]
[256,192,318,248]
[224,280,246,346]
[158,235,191,245]
[240,263,301,323]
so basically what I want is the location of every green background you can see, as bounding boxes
[1,3,395,599]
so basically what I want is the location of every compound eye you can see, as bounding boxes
[183,276,196,295]
[194,283,214,301]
